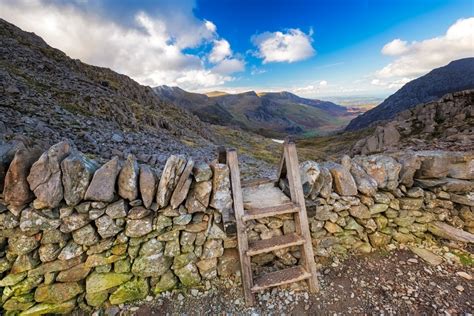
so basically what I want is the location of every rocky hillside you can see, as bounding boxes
[154,86,354,137]
[0,18,216,166]
[352,90,474,155]
[346,58,474,131]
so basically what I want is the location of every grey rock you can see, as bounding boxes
[156,155,187,208]
[61,152,98,206]
[84,156,121,202]
[139,164,156,209]
[27,141,71,209]
[118,154,139,201]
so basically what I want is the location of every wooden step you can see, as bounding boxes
[242,203,299,221]
[251,266,311,292]
[247,233,305,256]
[241,177,276,188]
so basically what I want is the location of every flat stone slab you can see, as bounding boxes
[409,246,443,266]
[242,183,291,209]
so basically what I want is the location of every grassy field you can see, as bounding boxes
[211,123,373,166]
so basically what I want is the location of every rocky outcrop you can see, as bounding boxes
[352,90,474,155]
[346,58,474,131]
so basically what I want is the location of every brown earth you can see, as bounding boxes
[112,248,473,315]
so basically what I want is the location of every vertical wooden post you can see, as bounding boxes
[283,141,320,292]
[226,149,255,305]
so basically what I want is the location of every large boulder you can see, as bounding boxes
[156,155,187,208]
[323,162,357,196]
[118,154,139,201]
[61,152,98,206]
[139,164,156,209]
[84,157,121,202]
[4,147,42,209]
[27,141,71,209]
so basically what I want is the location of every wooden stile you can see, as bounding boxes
[225,140,319,306]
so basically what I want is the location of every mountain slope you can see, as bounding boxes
[345,58,474,131]
[0,18,213,165]
[154,86,354,137]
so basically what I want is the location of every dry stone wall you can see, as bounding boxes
[0,140,239,314]
[0,139,473,314]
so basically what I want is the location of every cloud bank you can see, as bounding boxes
[0,0,244,90]
[252,29,315,63]
[376,17,474,80]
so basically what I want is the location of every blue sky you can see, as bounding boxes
[1,0,473,99]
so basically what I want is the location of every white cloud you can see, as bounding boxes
[204,20,217,33]
[212,58,245,75]
[209,39,232,63]
[252,28,315,63]
[376,17,474,79]
[381,39,409,56]
[319,80,328,86]
[0,0,243,90]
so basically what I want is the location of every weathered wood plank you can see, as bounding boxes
[284,141,320,292]
[227,149,255,306]
[247,233,305,256]
[242,203,299,221]
[251,266,311,292]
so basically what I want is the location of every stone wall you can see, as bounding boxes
[0,140,239,314]
[0,139,473,314]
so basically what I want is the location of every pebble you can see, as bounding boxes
[455,285,464,292]
[455,271,472,280]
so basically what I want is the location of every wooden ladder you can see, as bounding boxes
[224,140,319,306]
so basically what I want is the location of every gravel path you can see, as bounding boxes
[115,248,473,315]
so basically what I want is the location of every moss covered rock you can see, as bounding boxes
[34,282,84,304]
[153,270,177,294]
[86,272,132,293]
[109,277,149,305]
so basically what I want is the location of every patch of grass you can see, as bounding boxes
[453,250,474,266]
[296,128,374,162]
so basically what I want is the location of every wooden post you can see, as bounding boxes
[283,141,320,292]
[226,149,255,305]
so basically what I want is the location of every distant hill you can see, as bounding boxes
[154,86,355,137]
[345,58,474,131]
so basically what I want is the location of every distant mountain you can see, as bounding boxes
[345,58,474,131]
[154,86,354,137]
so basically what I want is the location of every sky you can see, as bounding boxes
[0,0,473,98]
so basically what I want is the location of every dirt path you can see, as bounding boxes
[118,249,473,315]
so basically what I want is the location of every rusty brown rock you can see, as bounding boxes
[4,147,42,208]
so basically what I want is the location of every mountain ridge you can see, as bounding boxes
[154,85,355,137]
[345,58,474,131]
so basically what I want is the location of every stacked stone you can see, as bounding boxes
[0,141,239,314]
[246,151,474,264]
[299,152,474,257]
